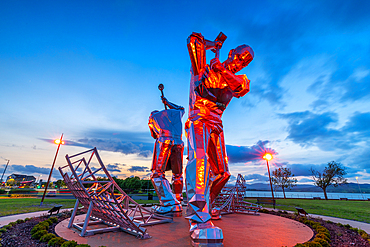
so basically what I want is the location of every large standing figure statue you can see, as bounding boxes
[185,32,254,245]
[149,95,185,214]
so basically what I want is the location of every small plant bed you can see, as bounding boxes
[0,210,105,247]
[259,209,370,247]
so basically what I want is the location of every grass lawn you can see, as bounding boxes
[0,198,78,216]
[0,198,160,217]
[246,198,370,223]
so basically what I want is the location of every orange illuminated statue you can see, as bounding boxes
[185,32,254,246]
[149,90,185,215]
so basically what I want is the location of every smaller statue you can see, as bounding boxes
[148,84,185,214]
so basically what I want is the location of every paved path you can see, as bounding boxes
[265,208,370,234]
[0,208,73,227]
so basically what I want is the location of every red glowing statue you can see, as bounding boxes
[185,32,254,246]
[149,91,185,214]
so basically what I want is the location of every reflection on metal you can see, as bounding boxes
[213,174,262,215]
[59,147,172,239]
[149,94,185,215]
[185,32,254,246]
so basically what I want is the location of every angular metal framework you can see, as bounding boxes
[59,147,172,239]
[213,174,262,215]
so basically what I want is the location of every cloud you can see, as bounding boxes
[342,112,370,137]
[226,140,277,164]
[0,164,63,181]
[299,178,313,183]
[278,111,354,151]
[279,110,370,155]
[287,163,323,177]
[9,164,52,175]
[128,166,150,173]
[106,163,122,173]
[243,174,268,182]
[40,130,154,158]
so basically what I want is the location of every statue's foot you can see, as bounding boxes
[152,204,182,216]
[211,207,221,220]
[189,221,223,247]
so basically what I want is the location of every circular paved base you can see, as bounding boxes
[55,212,313,247]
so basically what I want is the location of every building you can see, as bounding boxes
[6,174,36,185]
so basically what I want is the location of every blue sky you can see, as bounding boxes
[0,0,369,185]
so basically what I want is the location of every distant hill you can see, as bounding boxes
[246,182,370,193]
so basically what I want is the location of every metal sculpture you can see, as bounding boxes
[213,174,262,215]
[149,86,185,215]
[59,147,172,239]
[185,32,254,246]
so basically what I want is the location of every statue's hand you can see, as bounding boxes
[161,96,168,105]
[210,58,224,73]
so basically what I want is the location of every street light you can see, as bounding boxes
[263,152,275,209]
[355,177,365,200]
[40,133,64,206]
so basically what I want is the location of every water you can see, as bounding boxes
[246,190,370,200]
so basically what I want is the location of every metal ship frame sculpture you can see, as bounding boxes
[213,174,261,215]
[59,147,172,239]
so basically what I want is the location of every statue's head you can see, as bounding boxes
[223,45,254,73]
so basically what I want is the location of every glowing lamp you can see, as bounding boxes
[263,153,273,161]
[54,139,65,145]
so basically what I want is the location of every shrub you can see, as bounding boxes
[0,228,7,233]
[16,219,25,224]
[45,219,53,226]
[344,224,352,229]
[8,194,34,198]
[294,217,330,247]
[8,222,16,227]
[48,237,66,247]
[24,217,31,221]
[31,229,48,240]
[49,217,59,224]
[31,222,49,234]
[2,225,11,230]
[40,233,56,242]
[61,241,78,247]
[77,244,91,247]
[0,189,6,194]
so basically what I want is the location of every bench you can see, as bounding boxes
[257,198,276,208]
[48,205,63,216]
[313,197,321,200]
[340,198,348,201]
[295,207,308,216]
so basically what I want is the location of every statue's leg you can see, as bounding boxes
[208,131,231,219]
[209,131,231,203]
[150,140,181,213]
[170,143,184,202]
[185,121,223,245]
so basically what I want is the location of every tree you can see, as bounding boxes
[271,167,297,199]
[124,176,142,193]
[310,161,348,200]
[55,179,66,189]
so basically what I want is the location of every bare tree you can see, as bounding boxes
[271,167,297,199]
[310,161,348,200]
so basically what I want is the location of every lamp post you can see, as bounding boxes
[40,134,64,206]
[355,177,365,200]
[263,153,275,209]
